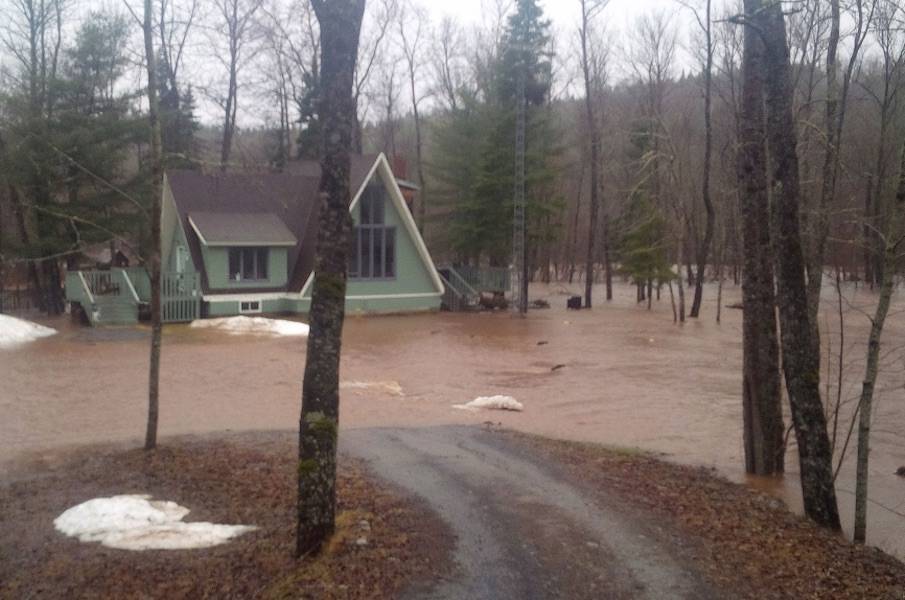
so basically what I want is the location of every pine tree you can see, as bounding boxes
[433,0,560,267]
[618,194,673,298]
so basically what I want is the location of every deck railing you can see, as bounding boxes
[438,267,479,312]
[65,268,200,325]
[445,265,510,293]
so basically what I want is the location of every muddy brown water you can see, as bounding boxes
[1,281,904,560]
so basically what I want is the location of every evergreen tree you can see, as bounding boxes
[55,12,146,252]
[618,194,673,291]
[432,0,560,266]
[296,70,322,160]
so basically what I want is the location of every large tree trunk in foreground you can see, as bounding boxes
[297,0,365,558]
[737,7,784,475]
[142,0,164,451]
[853,140,905,543]
[758,0,841,529]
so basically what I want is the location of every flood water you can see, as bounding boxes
[2,281,904,559]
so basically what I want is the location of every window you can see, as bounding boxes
[239,300,261,313]
[350,185,396,279]
[175,245,188,274]
[228,247,269,281]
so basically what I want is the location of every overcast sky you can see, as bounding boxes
[56,0,712,127]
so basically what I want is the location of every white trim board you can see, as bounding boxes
[203,291,441,302]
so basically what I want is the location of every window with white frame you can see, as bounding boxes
[349,184,396,279]
[238,300,262,313]
[228,247,269,281]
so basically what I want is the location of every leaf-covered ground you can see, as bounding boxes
[505,431,905,600]
[0,431,451,599]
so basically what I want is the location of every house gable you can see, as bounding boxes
[299,153,444,304]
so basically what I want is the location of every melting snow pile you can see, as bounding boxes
[0,314,56,348]
[53,494,255,551]
[453,395,524,412]
[190,316,309,337]
[340,380,404,396]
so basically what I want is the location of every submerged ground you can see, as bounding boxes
[1,281,904,561]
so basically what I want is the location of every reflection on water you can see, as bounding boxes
[1,281,903,559]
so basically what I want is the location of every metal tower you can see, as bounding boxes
[512,51,528,316]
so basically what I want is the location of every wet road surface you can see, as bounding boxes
[342,425,716,600]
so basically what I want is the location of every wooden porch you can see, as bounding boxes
[65,268,201,326]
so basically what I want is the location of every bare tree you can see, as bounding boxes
[208,0,262,170]
[680,0,715,319]
[431,16,465,112]
[579,0,610,308]
[807,0,873,358]
[138,0,164,450]
[862,0,905,286]
[398,0,430,232]
[157,0,199,109]
[375,59,400,156]
[757,0,841,529]
[297,0,365,558]
[853,138,905,543]
[736,0,784,475]
[352,0,398,153]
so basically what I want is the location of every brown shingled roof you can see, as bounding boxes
[167,156,378,295]
[189,212,297,246]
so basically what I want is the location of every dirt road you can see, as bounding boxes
[342,425,717,600]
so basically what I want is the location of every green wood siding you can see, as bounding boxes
[201,246,288,290]
[191,156,442,318]
[302,166,439,303]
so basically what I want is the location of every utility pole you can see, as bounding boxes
[512,44,528,316]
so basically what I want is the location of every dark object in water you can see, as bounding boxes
[537,340,549,346]
[896,466,905,477]
[551,364,566,372]
[479,291,508,310]
[567,296,582,310]
[532,299,551,309]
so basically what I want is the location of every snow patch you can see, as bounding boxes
[54,494,255,551]
[0,314,56,348]
[340,380,404,396]
[190,316,309,337]
[453,395,524,412]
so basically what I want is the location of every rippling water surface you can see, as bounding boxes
[2,281,903,558]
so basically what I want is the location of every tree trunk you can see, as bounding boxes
[853,140,905,543]
[807,0,840,328]
[297,0,365,558]
[676,235,686,323]
[603,212,613,300]
[758,0,841,529]
[737,7,784,475]
[142,0,164,451]
[580,0,602,309]
[690,0,714,319]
